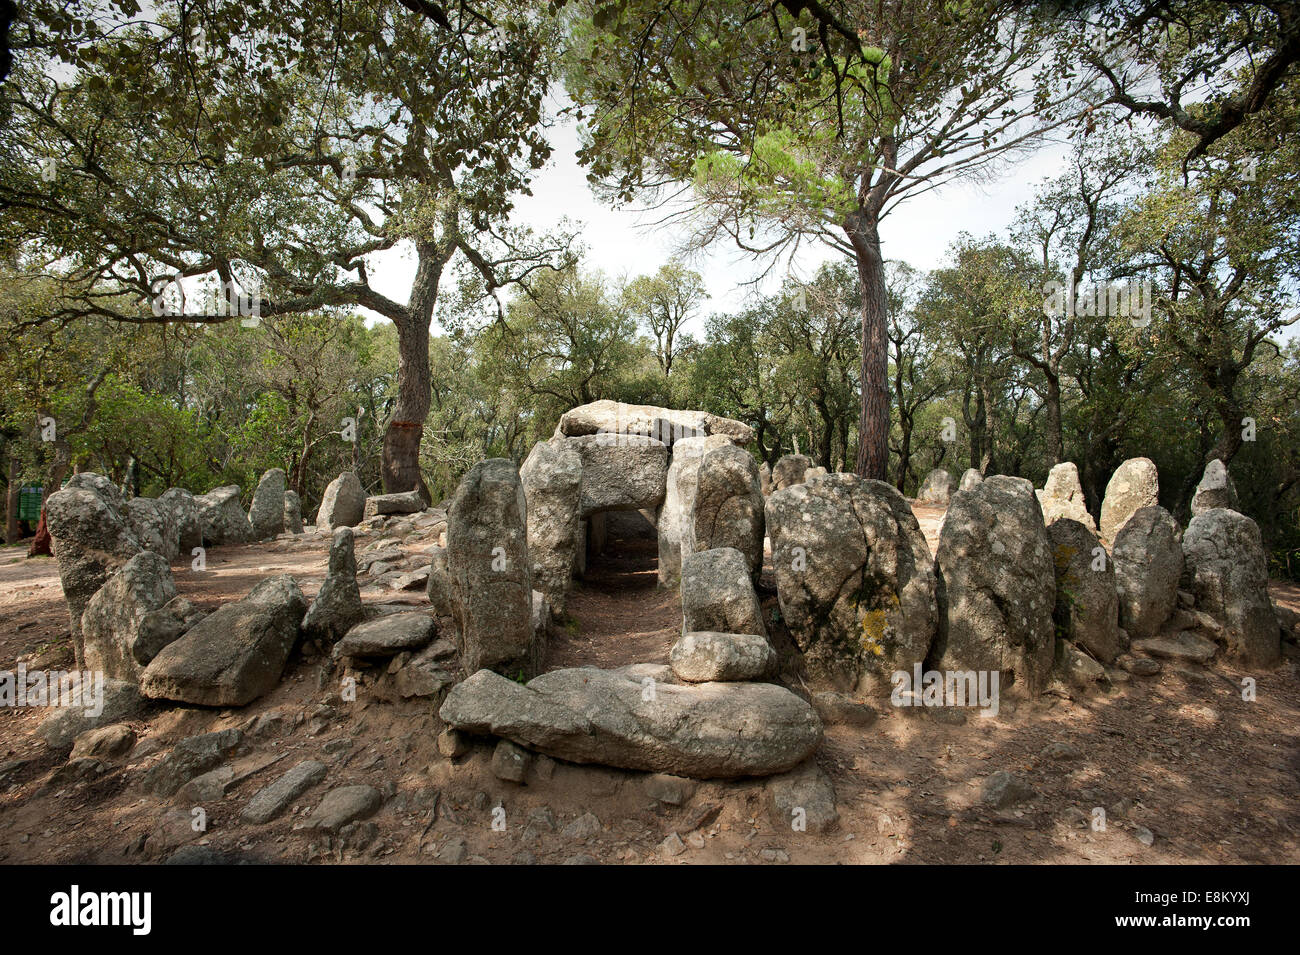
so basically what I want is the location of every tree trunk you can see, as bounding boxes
[5,457,19,545]
[847,213,890,480]
[381,246,440,498]
[1044,372,1063,465]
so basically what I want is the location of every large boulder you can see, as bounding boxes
[446,459,537,676]
[567,434,668,518]
[656,434,734,586]
[301,527,364,645]
[916,468,955,506]
[1047,519,1123,663]
[315,472,366,531]
[959,469,984,492]
[1099,457,1159,542]
[334,612,435,659]
[520,439,583,616]
[283,490,304,535]
[195,485,253,545]
[159,488,203,551]
[1182,509,1279,667]
[44,476,143,667]
[439,667,821,778]
[772,454,812,491]
[247,468,286,540]
[135,597,207,666]
[362,490,424,519]
[693,444,765,579]
[126,496,179,561]
[681,547,766,638]
[81,552,177,681]
[766,475,937,692]
[930,476,1057,696]
[1190,459,1240,516]
[1037,462,1096,532]
[140,576,307,706]
[554,399,753,448]
[1112,506,1183,641]
[669,632,775,683]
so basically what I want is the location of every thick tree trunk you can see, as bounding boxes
[847,214,890,480]
[1044,372,1063,465]
[5,457,19,545]
[381,246,440,498]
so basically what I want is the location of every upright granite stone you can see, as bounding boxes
[1190,459,1240,516]
[141,575,307,706]
[44,476,143,667]
[247,469,287,540]
[681,547,766,639]
[315,472,366,531]
[446,459,536,675]
[439,667,821,778]
[126,496,179,560]
[568,434,668,518]
[693,443,764,579]
[959,469,984,492]
[917,469,955,506]
[657,434,733,586]
[1037,462,1096,532]
[759,461,772,496]
[767,475,937,691]
[520,439,583,616]
[283,490,304,535]
[772,454,812,491]
[1182,508,1279,667]
[1047,518,1122,663]
[81,552,177,682]
[1112,506,1182,641]
[159,487,203,550]
[195,485,253,545]
[930,476,1057,696]
[301,527,364,646]
[1099,457,1159,542]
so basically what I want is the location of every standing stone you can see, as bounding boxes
[693,444,765,580]
[1047,519,1122,663]
[759,462,772,496]
[126,497,179,560]
[930,476,1057,696]
[248,468,287,540]
[1190,459,1240,516]
[44,476,143,667]
[283,490,304,534]
[446,459,536,676]
[520,439,583,616]
[1112,506,1183,641]
[681,547,766,638]
[195,485,254,545]
[81,552,177,681]
[159,488,203,550]
[568,434,668,517]
[1038,462,1096,532]
[772,454,812,491]
[1099,457,1159,542]
[917,468,955,506]
[315,472,366,531]
[1182,508,1279,667]
[302,527,364,646]
[766,474,937,692]
[657,434,733,586]
[959,469,984,492]
[426,545,454,617]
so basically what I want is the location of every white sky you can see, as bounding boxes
[365,110,1074,337]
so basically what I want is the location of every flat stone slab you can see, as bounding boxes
[1131,631,1218,664]
[363,491,425,518]
[334,612,435,658]
[439,666,822,779]
[241,760,327,824]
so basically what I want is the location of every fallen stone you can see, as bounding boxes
[767,761,838,834]
[669,631,775,683]
[241,760,328,824]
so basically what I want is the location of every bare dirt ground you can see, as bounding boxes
[1,506,1298,866]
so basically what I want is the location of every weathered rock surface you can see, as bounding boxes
[446,459,536,675]
[301,527,364,646]
[1048,518,1122,663]
[1131,631,1217,664]
[70,723,136,761]
[439,667,822,778]
[520,439,583,615]
[1190,459,1240,516]
[141,576,307,706]
[248,468,286,540]
[1099,457,1159,541]
[568,434,668,518]
[141,729,244,797]
[135,596,207,668]
[334,612,435,659]
[283,489,304,534]
[81,552,177,681]
[772,454,812,491]
[1182,508,1280,667]
[315,472,366,531]
[241,760,327,824]
[1112,506,1182,641]
[126,496,179,560]
[766,761,839,834]
[930,476,1056,696]
[917,468,955,506]
[669,631,775,683]
[363,490,425,518]
[1038,462,1096,532]
[693,443,765,579]
[766,475,937,691]
[307,784,382,831]
[959,469,984,492]
[36,679,145,751]
[159,487,203,550]
[554,399,753,448]
[196,485,253,545]
[681,547,766,638]
[657,434,735,586]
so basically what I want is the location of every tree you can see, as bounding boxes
[566,0,1085,479]
[622,258,706,378]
